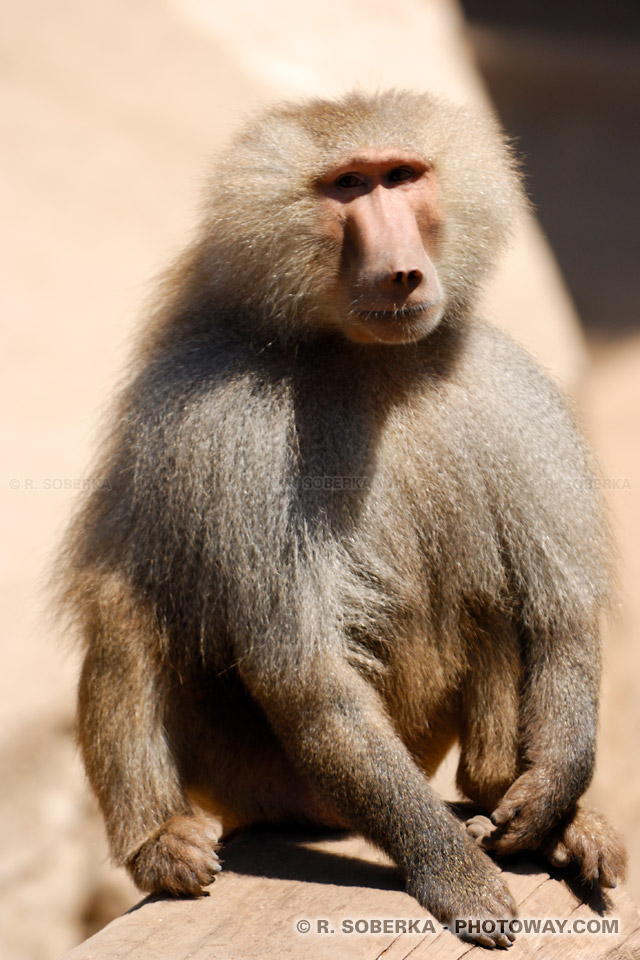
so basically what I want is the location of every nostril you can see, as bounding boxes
[391,269,423,287]
[382,268,425,295]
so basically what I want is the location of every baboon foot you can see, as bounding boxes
[542,807,627,889]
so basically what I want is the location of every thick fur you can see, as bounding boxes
[56,91,626,941]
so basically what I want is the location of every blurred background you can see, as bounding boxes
[1,1,638,957]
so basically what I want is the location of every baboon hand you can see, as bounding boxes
[467,803,627,893]
[467,813,500,846]
[483,769,559,854]
[127,814,222,896]
[411,839,518,949]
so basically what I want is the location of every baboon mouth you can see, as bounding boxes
[357,302,435,321]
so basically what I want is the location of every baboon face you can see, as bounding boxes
[315,150,444,344]
[204,91,522,345]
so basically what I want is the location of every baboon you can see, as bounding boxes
[58,90,626,948]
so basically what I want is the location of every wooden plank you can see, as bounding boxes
[62,824,639,960]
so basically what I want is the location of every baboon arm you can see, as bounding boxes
[78,639,191,866]
[239,654,471,886]
[485,624,601,851]
[520,628,600,793]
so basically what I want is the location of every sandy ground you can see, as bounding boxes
[1,1,638,957]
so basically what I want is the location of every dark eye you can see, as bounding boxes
[335,173,365,189]
[387,166,415,183]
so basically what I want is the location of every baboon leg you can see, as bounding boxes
[457,615,522,812]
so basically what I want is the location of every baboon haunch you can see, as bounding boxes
[59,90,626,948]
